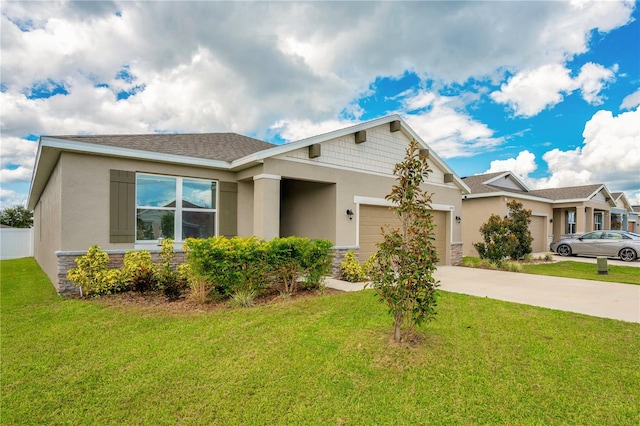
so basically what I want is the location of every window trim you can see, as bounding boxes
[135,173,218,246]
[594,212,603,230]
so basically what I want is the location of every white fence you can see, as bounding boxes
[0,228,34,260]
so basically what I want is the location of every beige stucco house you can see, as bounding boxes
[28,115,469,293]
[461,171,623,257]
[610,192,639,233]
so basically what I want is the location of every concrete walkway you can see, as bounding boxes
[325,266,640,323]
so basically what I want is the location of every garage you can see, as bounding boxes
[529,215,547,253]
[358,204,447,263]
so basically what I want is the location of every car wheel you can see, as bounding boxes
[557,244,572,257]
[619,248,637,262]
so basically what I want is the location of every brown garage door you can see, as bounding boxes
[359,205,446,264]
[529,215,546,253]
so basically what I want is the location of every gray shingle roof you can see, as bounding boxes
[529,184,603,201]
[462,172,609,202]
[461,172,531,196]
[48,133,276,163]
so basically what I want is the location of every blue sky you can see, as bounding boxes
[1,1,639,208]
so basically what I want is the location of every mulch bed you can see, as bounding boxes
[89,286,343,314]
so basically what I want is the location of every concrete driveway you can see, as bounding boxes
[326,264,640,323]
[434,266,639,323]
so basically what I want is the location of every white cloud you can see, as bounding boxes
[401,91,504,158]
[621,88,640,110]
[0,137,38,184]
[0,0,636,199]
[575,62,617,105]
[484,150,538,180]
[269,118,357,142]
[499,109,640,202]
[0,188,28,209]
[490,63,617,117]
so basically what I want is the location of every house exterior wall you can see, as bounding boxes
[269,122,463,252]
[57,152,237,252]
[265,155,462,248]
[33,158,63,286]
[281,124,448,184]
[462,196,553,257]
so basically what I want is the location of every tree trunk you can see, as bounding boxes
[394,311,403,342]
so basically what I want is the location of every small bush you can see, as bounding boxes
[189,276,212,304]
[301,239,333,290]
[361,253,377,280]
[121,250,158,292]
[184,236,234,296]
[502,261,523,273]
[226,236,269,295]
[478,259,499,270]
[155,239,185,299]
[229,289,257,308]
[67,246,124,296]
[340,251,366,282]
[462,257,477,268]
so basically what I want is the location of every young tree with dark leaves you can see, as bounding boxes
[369,139,439,343]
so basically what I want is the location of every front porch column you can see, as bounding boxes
[253,174,281,240]
[575,206,586,234]
[552,209,562,238]
[585,207,594,231]
[604,211,612,230]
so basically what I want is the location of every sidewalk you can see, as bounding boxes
[325,266,640,323]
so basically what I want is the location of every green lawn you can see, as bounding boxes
[463,256,640,285]
[2,258,639,425]
[522,261,640,285]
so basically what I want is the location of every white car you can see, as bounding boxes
[550,230,640,262]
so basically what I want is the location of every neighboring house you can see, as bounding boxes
[461,172,617,257]
[610,192,639,233]
[28,115,469,294]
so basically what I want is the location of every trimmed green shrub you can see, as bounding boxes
[67,245,124,296]
[226,237,269,294]
[183,236,233,297]
[300,238,333,290]
[184,236,333,298]
[266,236,309,295]
[340,251,366,282]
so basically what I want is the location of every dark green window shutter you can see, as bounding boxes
[110,170,135,243]
[218,181,238,238]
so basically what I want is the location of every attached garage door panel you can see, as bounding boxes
[359,205,446,264]
[529,216,546,252]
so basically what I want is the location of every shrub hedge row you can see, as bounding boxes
[67,236,334,301]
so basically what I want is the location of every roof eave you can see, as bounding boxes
[27,137,233,209]
[231,114,471,194]
[463,191,553,203]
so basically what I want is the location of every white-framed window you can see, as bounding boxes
[594,213,603,230]
[135,173,217,242]
[567,211,576,234]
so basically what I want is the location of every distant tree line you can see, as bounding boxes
[0,205,34,228]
